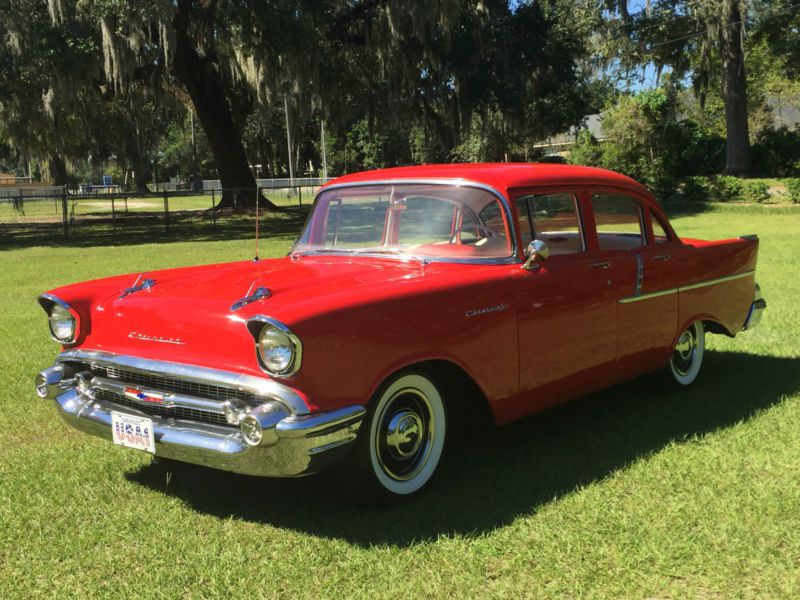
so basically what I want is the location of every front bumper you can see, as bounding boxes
[41,375,365,478]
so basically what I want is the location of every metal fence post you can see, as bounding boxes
[163,189,170,232]
[211,189,217,228]
[111,193,116,231]
[61,186,69,238]
[298,185,302,206]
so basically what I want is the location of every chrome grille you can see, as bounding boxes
[95,388,229,426]
[90,364,260,404]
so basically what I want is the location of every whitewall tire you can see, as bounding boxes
[361,372,447,497]
[669,321,705,386]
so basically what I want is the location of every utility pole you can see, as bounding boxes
[284,96,295,184]
[321,121,328,180]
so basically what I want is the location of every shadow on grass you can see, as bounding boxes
[126,351,800,547]
[0,206,310,251]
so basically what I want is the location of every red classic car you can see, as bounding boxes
[35,164,765,498]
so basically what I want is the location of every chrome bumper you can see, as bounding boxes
[42,382,364,478]
[743,283,766,331]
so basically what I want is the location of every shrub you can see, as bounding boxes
[740,181,770,203]
[681,176,711,202]
[751,126,800,177]
[708,175,743,202]
[787,179,800,204]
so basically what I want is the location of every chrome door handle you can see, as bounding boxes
[652,254,671,261]
[590,261,610,270]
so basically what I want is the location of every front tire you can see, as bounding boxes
[352,371,447,500]
[669,321,705,386]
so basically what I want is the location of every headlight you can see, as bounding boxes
[49,304,76,343]
[249,317,302,376]
[259,326,294,372]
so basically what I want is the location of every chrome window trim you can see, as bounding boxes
[246,315,303,377]
[54,349,309,415]
[296,178,520,265]
[38,293,79,344]
[619,270,755,304]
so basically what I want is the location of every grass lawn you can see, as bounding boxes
[1,204,799,598]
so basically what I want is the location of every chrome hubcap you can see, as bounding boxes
[386,410,423,459]
[375,388,433,481]
[672,326,697,376]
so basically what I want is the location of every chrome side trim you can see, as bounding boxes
[618,270,755,304]
[679,270,755,292]
[245,315,303,377]
[54,349,309,415]
[619,288,678,304]
[634,253,644,296]
[302,178,520,264]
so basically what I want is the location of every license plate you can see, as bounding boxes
[111,412,156,454]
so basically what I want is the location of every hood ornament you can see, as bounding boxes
[230,285,272,312]
[120,275,156,299]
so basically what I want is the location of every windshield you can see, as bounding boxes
[293,184,513,261]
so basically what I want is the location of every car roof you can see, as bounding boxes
[325,163,653,199]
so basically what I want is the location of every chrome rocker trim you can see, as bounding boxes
[38,354,366,477]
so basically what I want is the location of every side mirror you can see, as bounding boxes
[522,239,549,270]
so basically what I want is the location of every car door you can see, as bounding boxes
[512,189,619,412]
[591,192,682,372]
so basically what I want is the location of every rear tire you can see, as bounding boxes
[347,371,447,501]
[669,321,705,386]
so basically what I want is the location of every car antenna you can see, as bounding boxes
[254,186,260,262]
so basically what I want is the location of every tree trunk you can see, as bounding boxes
[172,0,280,211]
[719,1,750,175]
[49,153,67,186]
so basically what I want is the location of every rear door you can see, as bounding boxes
[595,194,684,372]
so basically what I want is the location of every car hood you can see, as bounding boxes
[58,256,431,373]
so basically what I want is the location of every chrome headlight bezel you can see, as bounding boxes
[38,294,80,344]
[246,316,302,377]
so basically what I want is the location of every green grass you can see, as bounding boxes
[1,206,799,598]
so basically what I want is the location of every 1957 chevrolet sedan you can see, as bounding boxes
[35,164,766,498]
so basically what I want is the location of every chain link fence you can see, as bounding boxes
[0,182,328,246]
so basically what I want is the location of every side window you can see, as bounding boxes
[651,215,670,244]
[591,194,644,250]
[514,193,584,255]
[398,197,455,244]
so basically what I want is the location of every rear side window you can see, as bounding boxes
[591,194,644,250]
[514,193,584,255]
[652,215,670,244]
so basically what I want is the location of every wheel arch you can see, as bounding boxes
[368,358,496,431]
[675,313,735,344]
